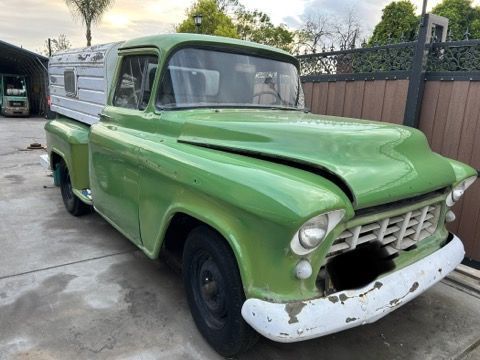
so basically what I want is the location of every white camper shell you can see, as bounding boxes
[49,42,124,125]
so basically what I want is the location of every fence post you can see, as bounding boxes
[404,14,449,127]
[403,14,430,128]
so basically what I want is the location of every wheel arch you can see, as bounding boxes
[50,149,66,171]
[152,207,255,295]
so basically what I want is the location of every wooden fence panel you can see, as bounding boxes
[343,81,365,118]
[418,81,479,260]
[419,81,440,139]
[311,82,328,114]
[303,78,480,260]
[361,81,386,121]
[303,82,313,109]
[306,79,409,123]
[381,80,409,124]
[430,82,454,153]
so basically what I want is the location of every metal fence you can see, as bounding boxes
[299,40,480,77]
[298,42,415,79]
[297,17,480,262]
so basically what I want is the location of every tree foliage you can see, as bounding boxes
[369,1,418,45]
[40,34,72,56]
[65,0,115,46]
[176,0,294,51]
[235,6,294,51]
[432,0,480,40]
[176,0,238,38]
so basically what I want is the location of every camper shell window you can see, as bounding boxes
[64,70,77,97]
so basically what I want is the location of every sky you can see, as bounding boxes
[0,0,477,53]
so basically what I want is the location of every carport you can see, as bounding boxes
[0,40,48,115]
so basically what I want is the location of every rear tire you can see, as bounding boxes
[58,160,91,216]
[183,226,259,357]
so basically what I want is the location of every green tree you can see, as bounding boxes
[432,0,480,40]
[177,0,294,51]
[64,0,115,46]
[176,0,238,38]
[369,1,418,45]
[235,7,294,51]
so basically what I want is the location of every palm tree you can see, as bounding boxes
[65,0,115,47]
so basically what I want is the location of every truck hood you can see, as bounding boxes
[177,110,455,209]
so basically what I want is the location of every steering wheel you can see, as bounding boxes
[252,90,282,105]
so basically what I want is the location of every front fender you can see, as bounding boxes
[137,140,353,302]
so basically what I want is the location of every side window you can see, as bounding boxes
[113,55,158,110]
[64,70,77,97]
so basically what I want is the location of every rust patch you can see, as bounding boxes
[337,281,384,303]
[438,268,442,273]
[328,296,339,304]
[346,317,357,323]
[388,282,419,307]
[285,302,307,324]
[280,332,290,336]
[389,298,401,306]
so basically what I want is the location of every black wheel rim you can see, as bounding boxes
[190,250,228,330]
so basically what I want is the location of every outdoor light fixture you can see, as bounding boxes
[194,14,203,33]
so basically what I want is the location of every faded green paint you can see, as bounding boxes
[44,116,90,190]
[45,34,477,303]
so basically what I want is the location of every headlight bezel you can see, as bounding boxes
[290,209,345,255]
[446,176,477,207]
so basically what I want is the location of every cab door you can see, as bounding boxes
[89,53,158,246]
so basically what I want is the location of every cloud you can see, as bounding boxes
[292,0,472,36]
[0,0,190,52]
[4,0,480,53]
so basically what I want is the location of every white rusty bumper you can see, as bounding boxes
[241,235,465,343]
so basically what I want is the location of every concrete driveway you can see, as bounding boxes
[1,117,479,360]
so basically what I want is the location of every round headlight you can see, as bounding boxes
[290,210,345,255]
[299,215,328,250]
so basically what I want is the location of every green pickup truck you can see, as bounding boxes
[44,34,477,356]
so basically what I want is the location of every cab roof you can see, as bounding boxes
[119,33,298,66]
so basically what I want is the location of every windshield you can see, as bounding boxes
[157,48,304,110]
[4,76,27,96]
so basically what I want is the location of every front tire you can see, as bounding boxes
[183,226,258,357]
[58,160,91,216]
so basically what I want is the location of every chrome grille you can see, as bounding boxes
[327,203,442,259]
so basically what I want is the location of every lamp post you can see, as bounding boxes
[421,0,428,16]
[194,14,203,34]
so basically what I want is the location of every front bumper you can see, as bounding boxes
[2,107,29,116]
[241,234,464,343]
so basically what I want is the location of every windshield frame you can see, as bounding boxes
[155,45,303,112]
